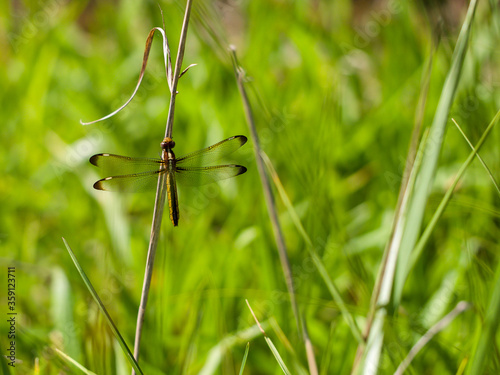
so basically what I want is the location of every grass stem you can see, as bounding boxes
[132,2,193,373]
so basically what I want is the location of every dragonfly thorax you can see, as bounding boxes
[161,137,175,150]
[161,137,176,162]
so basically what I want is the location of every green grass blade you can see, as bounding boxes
[394,301,470,375]
[238,343,250,375]
[0,351,11,375]
[411,110,500,267]
[357,2,479,373]
[198,323,267,375]
[392,0,478,309]
[54,348,98,375]
[265,337,292,375]
[245,300,292,375]
[62,238,144,375]
[309,249,362,342]
[261,152,363,343]
[467,261,500,374]
[452,118,500,196]
[319,322,336,375]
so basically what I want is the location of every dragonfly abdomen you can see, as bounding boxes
[166,166,179,227]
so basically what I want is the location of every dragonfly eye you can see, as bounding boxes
[161,137,175,149]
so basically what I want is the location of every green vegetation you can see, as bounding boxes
[1,1,499,374]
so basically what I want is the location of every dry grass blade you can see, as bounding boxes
[132,173,167,366]
[158,4,173,92]
[179,63,197,79]
[80,26,171,125]
[132,2,193,374]
[164,0,193,139]
[232,47,318,375]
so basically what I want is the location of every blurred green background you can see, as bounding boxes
[1,0,499,374]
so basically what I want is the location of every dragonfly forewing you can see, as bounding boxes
[176,135,247,168]
[90,154,164,176]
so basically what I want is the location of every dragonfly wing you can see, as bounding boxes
[176,135,247,168]
[90,154,164,175]
[175,165,247,186]
[93,170,163,192]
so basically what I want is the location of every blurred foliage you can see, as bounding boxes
[1,0,499,374]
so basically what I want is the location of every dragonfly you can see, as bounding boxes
[90,135,247,226]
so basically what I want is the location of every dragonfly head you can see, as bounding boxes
[161,137,175,150]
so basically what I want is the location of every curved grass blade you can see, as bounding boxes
[81,26,171,125]
[62,238,144,375]
[179,63,197,79]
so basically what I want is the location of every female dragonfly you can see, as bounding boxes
[90,135,247,226]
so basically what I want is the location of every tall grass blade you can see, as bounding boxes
[133,3,193,373]
[356,2,479,373]
[231,48,318,375]
[351,129,428,375]
[62,238,144,375]
[261,151,362,343]
[392,0,479,307]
